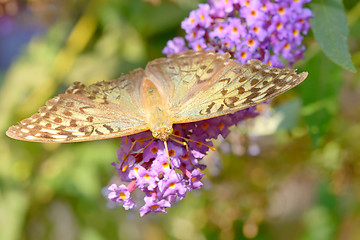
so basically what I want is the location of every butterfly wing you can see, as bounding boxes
[7,50,308,142]
[6,69,149,142]
[145,50,307,123]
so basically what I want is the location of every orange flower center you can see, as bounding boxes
[151,205,159,210]
[119,192,126,199]
[248,39,255,46]
[201,122,210,130]
[151,147,158,154]
[168,149,175,157]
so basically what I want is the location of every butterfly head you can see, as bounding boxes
[151,123,173,142]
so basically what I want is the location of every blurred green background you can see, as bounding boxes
[1,0,360,239]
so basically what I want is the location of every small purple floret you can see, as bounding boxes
[139,196,171,216]
[108,184,136,210]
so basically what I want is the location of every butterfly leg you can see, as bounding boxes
[121,135,154,172]
[163,141,172,168]
[169,135,200,170]
[170,134,216,151]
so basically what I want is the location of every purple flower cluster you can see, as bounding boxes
[108,107,258,216]
[163,0,313,67]
[107,0,313,216]
[0,0,18,36]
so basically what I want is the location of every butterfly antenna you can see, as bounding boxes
[121,137,154,172]
[171,134,216,151]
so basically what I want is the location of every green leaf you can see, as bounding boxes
[310,0,356,72]
[275,98,302,131]
[302,206,336,240]
[300,52,342,147]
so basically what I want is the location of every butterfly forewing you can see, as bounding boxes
[6,69,148,142]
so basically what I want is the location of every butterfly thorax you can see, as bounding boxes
[141,77,173,141]
[151,123,173,141]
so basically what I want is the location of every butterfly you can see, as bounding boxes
[6,50,308,143]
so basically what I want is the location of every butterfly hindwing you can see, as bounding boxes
[145,50,231,109]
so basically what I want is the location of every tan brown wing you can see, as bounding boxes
[145,50,307,123]
[174,58,308,122]
[6,69,149,142]
[7,50,308,143]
